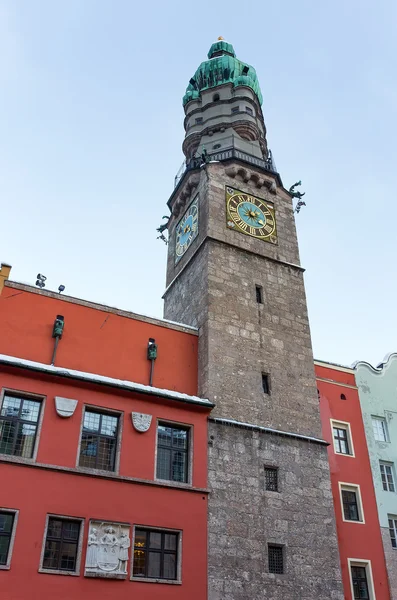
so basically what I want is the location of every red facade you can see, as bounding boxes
[316,361,390,600]
[0,283,211,600]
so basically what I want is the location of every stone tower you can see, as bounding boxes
[164,38,343,600]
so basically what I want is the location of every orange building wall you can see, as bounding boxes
[316,364,390,600]
[0,284,198,396]
[0,365,210,600]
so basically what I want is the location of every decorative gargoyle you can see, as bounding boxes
[289,181,306,213]
[156,215,170,244]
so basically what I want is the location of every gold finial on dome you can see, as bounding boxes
[217,36,224,40]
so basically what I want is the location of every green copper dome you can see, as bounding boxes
[183,39,263,106]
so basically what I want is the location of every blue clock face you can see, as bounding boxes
[226,187,277,243]
[175,198,199,263]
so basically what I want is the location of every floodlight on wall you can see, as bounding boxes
[35,273,47,289]
[58,285,65,294]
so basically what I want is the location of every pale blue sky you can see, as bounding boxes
[1,0,396,367]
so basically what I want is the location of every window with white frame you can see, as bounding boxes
[380,462,395,492]
[0,509,18,569]
[349,560,375,600]
[372,416,388,442]
[331,421,353,455]
[388,516,397,549]
[340,484,364,522]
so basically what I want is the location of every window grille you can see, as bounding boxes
[268,545,284,574]
[264,467,278,491]
[156,424,189,483]
[351,566,369,599]
[0,394,41,458]
[79,410,118,471]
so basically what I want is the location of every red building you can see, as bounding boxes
[0,280,213,600]
[315,360,390,600]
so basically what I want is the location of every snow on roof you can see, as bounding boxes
[0,354,213,408]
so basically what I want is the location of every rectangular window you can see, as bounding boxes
[0,393,42,459]
[156,423,189,483]
[79,410,119,472]
[342,490,360,521]
[372,417,388,442]
[0,511,16,567]
[388,517,397,548]
[268,545,284,574]
[262,373,270,395]
[133,528,179,580]
[380,462,395,492]
[264,467,278,492]
[351,565,369,599]
[255,285,263,304]
[195,117,203,124]
[332,422,353,455]
[245,106,253,115]
[42,517,81,572]
[231,106,239,114]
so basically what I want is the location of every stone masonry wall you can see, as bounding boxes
[208,421,344,600]
[382,527,397,599]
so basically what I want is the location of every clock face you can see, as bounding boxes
[226,186,277,244]
[175,197,199,263]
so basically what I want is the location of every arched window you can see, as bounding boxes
[213,93,220,102]
[340,393,346,401]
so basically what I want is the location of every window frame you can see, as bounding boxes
[388,515,397,549]
[264,466,279,492]
[76,405,123,475]
[39,514,84,577]
[372,416,389,442]
[339,483,365,524]
[155,419,193,486]
[0,388,45,463]
[0,508,19,570]
[130,525,182,584]
[380,461,395,492]
[348,559,375,600]
[330,419,355,457]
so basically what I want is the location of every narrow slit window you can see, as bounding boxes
[255,285,263,304]
[264,467,278,491]
[262,374,270,395]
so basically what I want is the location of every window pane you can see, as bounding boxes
[14,423,36,458]
[21,399,41,423]
[1,397,21,417]
[149,532,162,549]
[133,548,146,576]
[97,436,116,471]
[83,412,100,432]
[134,530,146,548]
[43,540,60,569]
[171,451,186,482]
[158,426,172,446]
[156,447,171,480]
[63,521,79,541]
[0,536,11,565]
[164,533,177,551]
[163,553,176,579]
[47,519,63,538]
[100,415,118,437]
[59,542,77,571]
[172,429,188,449]
[0,420,17,455]
[79,434,98,468]
[148,551,161,578]
[0,513,14,534]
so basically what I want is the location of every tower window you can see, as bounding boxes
[231,107,239,114]
[340,393,346,400]
[213,93,220,102]
[213,144,221,150]
[262,373,270,395]
[245,106,253,115]
[255,285,263,304]
[268,545,284,574]
[195,117,203,124]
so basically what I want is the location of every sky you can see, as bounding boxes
[1,0,396,368]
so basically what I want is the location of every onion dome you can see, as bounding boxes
[183,37,263,106]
